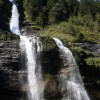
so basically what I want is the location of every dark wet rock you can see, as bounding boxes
[0,39,25,100]
[78,42,100,55]
[44,76,62,100]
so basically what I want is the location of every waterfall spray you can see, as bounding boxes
[53,38,90,100]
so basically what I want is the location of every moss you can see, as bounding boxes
[43,74,53,80]
[39,23,75,45]
[85,57,100,67]
[41,36,56,51]
[0,31,20,40]
[39,21,100,44]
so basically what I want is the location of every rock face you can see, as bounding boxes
[42,48,62,100]
[0,40,20,85]
[78,42,100,57]
[0,35,100,100]
[0,39,24,100]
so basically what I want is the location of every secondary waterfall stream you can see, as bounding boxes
[53,38,90,100]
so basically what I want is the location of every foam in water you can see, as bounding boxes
[53,38,90,100]
[10,4,21,35]
[20,36,43,100]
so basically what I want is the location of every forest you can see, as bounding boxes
[0,0,100,28]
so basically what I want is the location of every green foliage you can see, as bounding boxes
[22,0,100,25]
[67,0,79,15]
[0,31,19,40]
[79,0,93,16]
[41,36,56,51]
[85,57,100,67]
[40,22,75,43]
[96,13,100,25]
[23,0,34,22]
[94,21,100,33]
[1,0,100,28]
[0,0,11,30]
[35,7,48,26]
[47,0,57,9]
[40,18,100,44]
[75,32,84,42]
[66,24,76,36]
[0,0,3,9]
[48,1,68,24]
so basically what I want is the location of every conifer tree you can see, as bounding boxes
[23,0,34,22]
[79,0,91,16]
[67,0,79,15]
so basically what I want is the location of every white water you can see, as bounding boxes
[20,36,43,100]
[10,3,43,100]
[53,38,90,100]
[10,4,21,35]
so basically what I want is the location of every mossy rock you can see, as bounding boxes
[85,57,100,67]
[0,31,20,40]
[41,36,56,51]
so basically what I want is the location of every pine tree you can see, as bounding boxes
[0,0,11,30]
[23,0,34,22]
[79,0,91,16]
[48,0,68,24]
[47,0,57,9]
[66,0,79,16]
[0,0,3,8]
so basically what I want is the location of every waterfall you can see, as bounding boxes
[10,3,43,100]
[10,4,21,35]
[53,38,90,100]
[20,36,43,100]
[9,1,90,100]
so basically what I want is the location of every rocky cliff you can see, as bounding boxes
[0,32,100,100]
[0,32,25,100]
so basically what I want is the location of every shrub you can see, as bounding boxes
[75,32,84,42]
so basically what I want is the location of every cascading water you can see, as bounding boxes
[9,1,90,100]
[10,3,43,100]
[20,36,43,100]
[53,38,90,100]
[10,4,21,35]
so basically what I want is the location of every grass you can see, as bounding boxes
[85,57,100,67]
[40,22,100,44]
[40,22,75,43]
[0,31,19,40]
